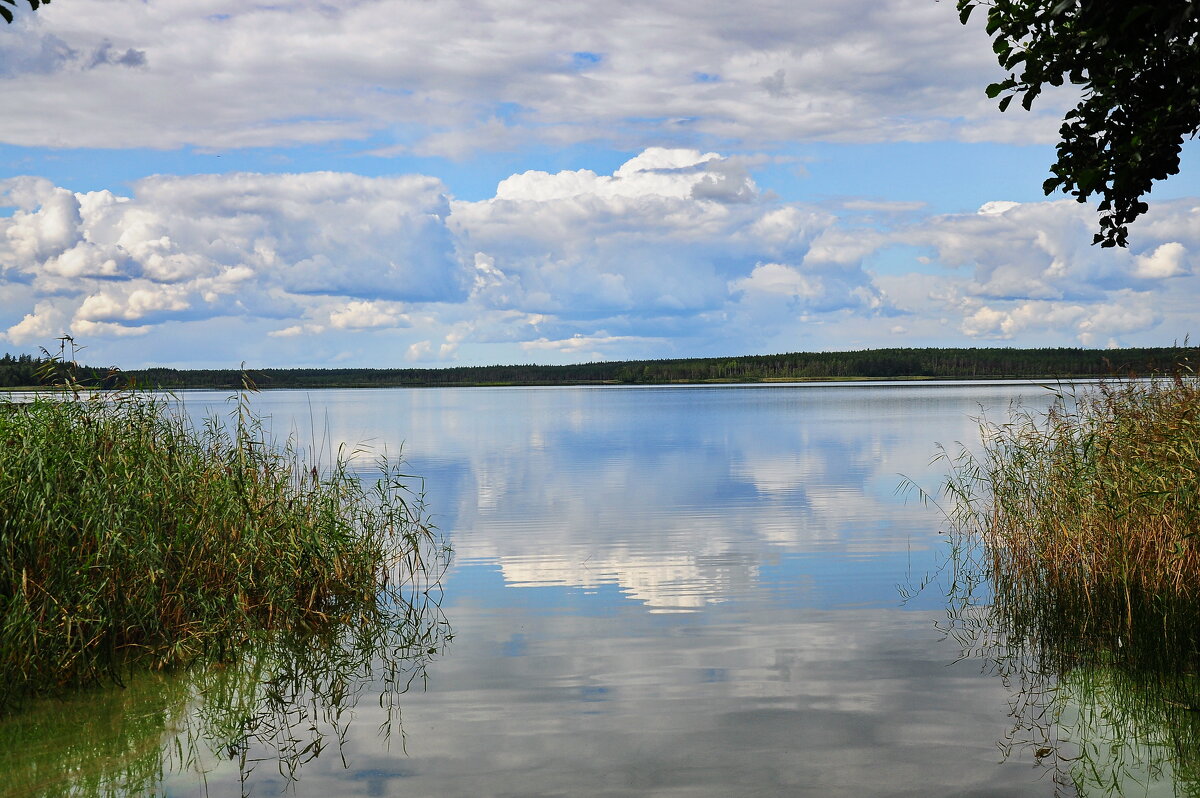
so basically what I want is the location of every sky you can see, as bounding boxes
[0,0,1197,369]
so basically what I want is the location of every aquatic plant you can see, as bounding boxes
[0,377,444,712]
[938,588,1200,797]
[923,367,1200,795]
[938,371,1200,646]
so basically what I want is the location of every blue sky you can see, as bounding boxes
[1,0,1197,369]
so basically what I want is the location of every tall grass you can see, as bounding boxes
[940,373,1200,646]
[0,386,440,712]
[929,370,1200,793]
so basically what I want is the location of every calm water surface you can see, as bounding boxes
[10,382,1152,796]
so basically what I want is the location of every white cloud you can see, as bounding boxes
[877,199,1200,347]
[4,185,83,263]
[905,200,1162,301]
[268,325,307,339]
[730,263,821,299]
[5,300,69,345]
[976,200,1020,215]
[496,148,728,202]
[452,149,858,337]
[521,333,657,357]
[77,283,191,323]
[328,300,409,330]
[1,172,458,348]
[1134,242,1188,279]
[70,319,153,338]
[406,340,434,362]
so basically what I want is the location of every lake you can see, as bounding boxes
[5,381,1184,796]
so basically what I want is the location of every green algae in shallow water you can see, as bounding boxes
[0,585,450,798]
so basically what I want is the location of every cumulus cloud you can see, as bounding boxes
[449,148,890,357]
[0,172,457,348]
[875,198,1200,347]
[6,300,70,346]
[4,182,84,263]
[328,300,409,330]
[1134,242,1189,279]
[1,151,1197,366]
[494,148,728,202]
[0,0,1067,152]
[731,263,822,300]
[458,149,838,313]
[953,295,1161,347]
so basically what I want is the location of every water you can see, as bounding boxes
[7,381,1172,796]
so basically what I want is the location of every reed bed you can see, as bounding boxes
[0,388,438,713]
[943,373,1200,627]
[924,372,1200,792]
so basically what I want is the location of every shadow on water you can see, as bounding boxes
[0,555,451,798]
[938,531,1200,797]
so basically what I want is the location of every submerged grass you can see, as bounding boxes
[0,385,439,713]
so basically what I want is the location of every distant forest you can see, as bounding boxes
[2,346,1197,390]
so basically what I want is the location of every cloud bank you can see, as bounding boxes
[2,150,1196,367]
[0,0,1067,154]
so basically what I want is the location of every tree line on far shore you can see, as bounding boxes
[2,346,1196,390]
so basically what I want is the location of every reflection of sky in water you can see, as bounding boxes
[182,382,1050,613]
[159,382,1072,796]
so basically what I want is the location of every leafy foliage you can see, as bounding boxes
[958,0,1200,247]
[0,0,48,24]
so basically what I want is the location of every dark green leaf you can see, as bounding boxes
[1002,52,1027,70]
[986,80,1014,98]
[986,10,1003,36]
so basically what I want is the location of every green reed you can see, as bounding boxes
[0,387,441,713]
[939,372,1200,643]
[924,369,1200,795]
